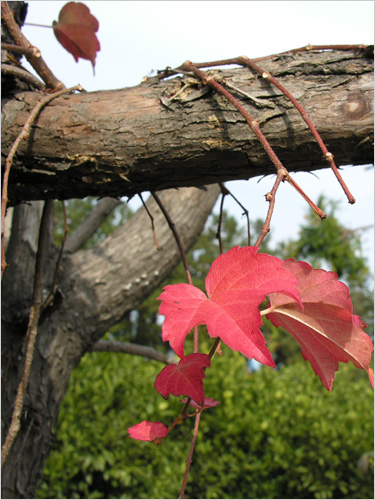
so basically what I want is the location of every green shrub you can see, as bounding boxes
[37,347,374,499]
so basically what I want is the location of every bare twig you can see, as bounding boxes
[90,340,170,364]
[216,187,227,254]
[1,63,44,89]
[1,199,54,467]
[1,41,40,58]
[255,171,285,247]
[151,192,193,285]
[1,1,63,90]
[139,194,161,251]
[1,85,83,279]
[219,183,251,246]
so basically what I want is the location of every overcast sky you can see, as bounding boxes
[22,1,374,269]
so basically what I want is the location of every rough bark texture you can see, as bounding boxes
[1,185,220,498]
[2,49,373,205]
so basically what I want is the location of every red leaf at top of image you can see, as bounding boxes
[53,2,100,72]
[158,246,301,365]
[154,353,211,404]
[127,421,168,443]
[266,259,374,391]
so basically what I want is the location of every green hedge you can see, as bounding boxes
[37,346,374,499]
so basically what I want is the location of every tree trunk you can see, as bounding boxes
[1,185,220,498]
[2,49,373,205]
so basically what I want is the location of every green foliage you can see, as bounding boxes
[37,348,374,499]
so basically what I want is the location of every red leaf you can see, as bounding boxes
[180,397,221,409]
[158,246,300,365]
[127,421,168,443]
[53,2,100,72]
[267,259,374,391]
[154,353,210,404]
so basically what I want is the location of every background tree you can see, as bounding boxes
[1,2,373,498]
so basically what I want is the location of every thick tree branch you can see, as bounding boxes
[64,197,122,253]
[2,49,373,205]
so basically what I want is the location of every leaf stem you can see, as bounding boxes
[24,22,52,28]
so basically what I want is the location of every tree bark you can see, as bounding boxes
[1,185,220,498]
[2,49,373,205]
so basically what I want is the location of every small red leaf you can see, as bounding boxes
[53,2,100,72]
[180,397,220,409]
[127,421,168,443]
[158,246,301,364]
[267,259,374,390]
[154,353,210,404]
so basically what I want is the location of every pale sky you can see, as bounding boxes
[21,1,374,269]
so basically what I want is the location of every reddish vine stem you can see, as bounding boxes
[179,411,202,499]
[151,192,199,353]
[178,45,368,70]
[238,56,355,203]
[181,61,326,236]
[1,199,54,466]
[254,172,284,247]
[1,85,82,280]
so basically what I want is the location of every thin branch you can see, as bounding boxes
[1,85,83,279]
[254,171,285,247]
[151,191,193,285]
[1,199,54,467]
[216,186,227,254]
[1,63,44,89]
[139,194,161,251]
[1,41,40,58]
[90,340,170,364]
[219,182,251,246]
[1,1,64,90]
[179,411,201,499]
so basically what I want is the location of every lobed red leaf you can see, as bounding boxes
[53,2,100,72]
[158,246,301,364]
[127,421,168,443]
[267,259,374,390]
[154,353,210,404]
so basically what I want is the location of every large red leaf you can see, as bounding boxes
[158,246,301,365]
[53,2,100,72]
[154,353,210,404]
[267,259,374,390]
[127,421,168,443]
